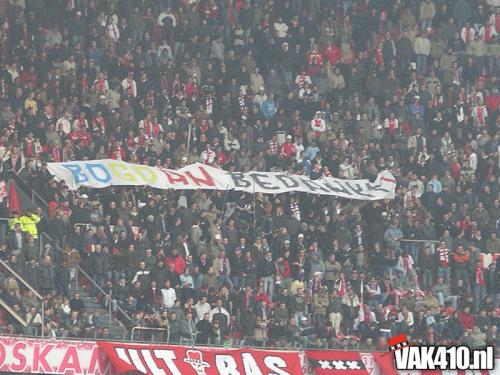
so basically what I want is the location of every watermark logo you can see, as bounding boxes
[387,334,494,371]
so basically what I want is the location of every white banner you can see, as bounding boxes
[47,159,397,200]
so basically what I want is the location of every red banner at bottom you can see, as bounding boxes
[0,336,498,375]
[98,341,302,375]
[306,350,368,375]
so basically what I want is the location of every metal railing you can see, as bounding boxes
[0,332,381,352]
[131,327,169,343]
[6,169,134,338]
[0,259,45,339]
[400,239,440,243]
[39,232,133,330]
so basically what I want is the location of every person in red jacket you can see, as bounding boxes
[165,248,187,275]
[276,253,291,291]
[458,306,475,330]
[254,285,271,306]
[322,42,341,66]
[68,127,91,146]
[280,135,296,159]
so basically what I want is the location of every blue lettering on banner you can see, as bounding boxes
[86,163,112,183]
[63,165,89,184]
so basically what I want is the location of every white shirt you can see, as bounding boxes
[310,118,326,133]
[56,117,72,134]
[469,152,478,171]
[157,12,176,27]
[210,306,230,322]
[274,22,289,38]
[479,25,497,41]
[161,287,177,309]
[294,142,305,159]
[200,150,216,164]
[398,311,414,326]
[106,23,120,42]
[121,78,137,97]
[194,302,211,321]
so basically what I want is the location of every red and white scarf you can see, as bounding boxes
[205,97,213,115]
[476,106,485,125]
[475,266,485,286]
[438,248,449,268]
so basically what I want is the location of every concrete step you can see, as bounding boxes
[71,287,130,339]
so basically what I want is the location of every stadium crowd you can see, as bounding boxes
[0,0,498,351]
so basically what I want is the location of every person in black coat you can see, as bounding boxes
[196,312,212,344]
[37,256,55,294]
[55,259,71,297]
[69,292,85,313]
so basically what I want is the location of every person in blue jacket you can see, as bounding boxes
[261,93,277,120]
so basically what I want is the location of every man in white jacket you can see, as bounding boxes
[414,29,431,75]
[194,296,212,322]
[413,29,431,75]
[161,280,177,309]
[106,20,120,42]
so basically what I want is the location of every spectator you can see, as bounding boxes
[0,0,495,351]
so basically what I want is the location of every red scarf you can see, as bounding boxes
[238,95,246,112]
[23,27,29,48]
[81,76,89,93]
[403,255,410,272]
[205,97,213,115]
[452,67,459,82]
[94,117,105,133]
[142,119,151,133]
[432,94,442,107]
[364,311,370,322]
[216,150,226,165]
[24,139,33,157]
[96,79,106,93]
[297,75,306,88]
[149,122,160,137]
[338,279,346,297]
[439,248,449,268]
[465,27,471,44]
[52,147,61,162]
[204,149,213,164]
[0,81,7,96]
[151,288,160,305]
[269,141,277,155]
[476,106,485,124]
[388,118,396,133]
[376,43,383,65]
[484,25,492,42]
[476,267,485,285]
[313,118,323,137]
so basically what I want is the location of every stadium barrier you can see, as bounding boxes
[0,336,499,374]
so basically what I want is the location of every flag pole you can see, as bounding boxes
[253,181,256,240]
[221,185,229,225]
[187,121,192,155]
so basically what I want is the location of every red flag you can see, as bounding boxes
[8,179,21,214]
[372,352,400,375]
[97,341,302,375]
[306,350,368,375]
